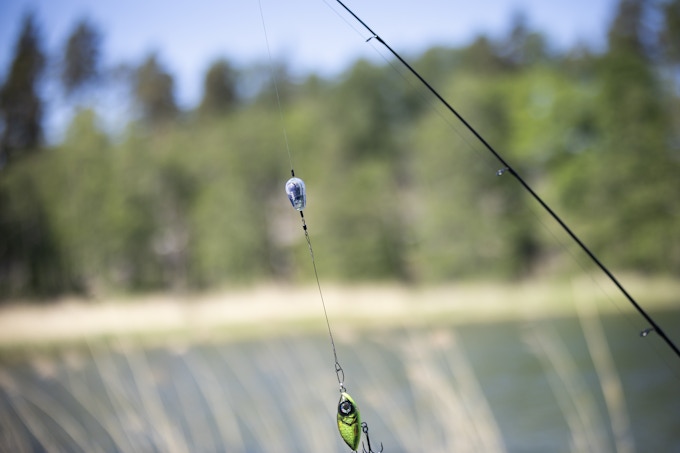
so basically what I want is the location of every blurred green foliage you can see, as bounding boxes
[1,0,679,299]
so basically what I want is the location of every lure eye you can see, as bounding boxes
[339,400,354,416]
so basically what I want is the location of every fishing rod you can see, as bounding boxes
[333,0,680,360]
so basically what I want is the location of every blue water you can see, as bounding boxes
[0,311,678,452]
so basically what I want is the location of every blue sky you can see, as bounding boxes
[1,0,618,109]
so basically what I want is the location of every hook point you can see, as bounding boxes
[361,422,383,453]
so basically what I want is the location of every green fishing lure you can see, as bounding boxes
[337,392,361,451]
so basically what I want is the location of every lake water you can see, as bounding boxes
[0,310,679,452]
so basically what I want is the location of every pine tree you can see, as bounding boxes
[562,0,680,271]
[198,59,238,116]
[133,53,177,124]
[0,13,46,164]
[61,19,101,97]
[661,0,680,64]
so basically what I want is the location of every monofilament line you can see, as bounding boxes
[300,212,345,389]
[258,0,294,172]
[258,0,345,388]
[333,0,680,360]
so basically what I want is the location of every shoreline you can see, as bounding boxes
[0,277,678,350]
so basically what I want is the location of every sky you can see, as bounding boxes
[0,0,619,110]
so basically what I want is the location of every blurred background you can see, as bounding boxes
[0,0,679,451]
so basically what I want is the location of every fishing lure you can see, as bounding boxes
[337,392,361,451]
[261,1,383,448]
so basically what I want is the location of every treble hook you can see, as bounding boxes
[361,422,383,453]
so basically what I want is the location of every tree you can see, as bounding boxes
[459,36,506,73]
[0,13,45,163]
[61,19,101,96]
[198,59,238,116]
[660,0,680,72]
[555,0,680,272]
[607,0,652,59]
[133,53,177,123]
[497,12,549,68]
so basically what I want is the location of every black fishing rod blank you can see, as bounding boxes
[333,0,680,360]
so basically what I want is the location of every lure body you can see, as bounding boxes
[337,392,361,451]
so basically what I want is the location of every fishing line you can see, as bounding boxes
[323,0,513,189]
[324,0,678,379]
[257,0,294,171]
[331,0,680,360]
[350,28,671,368]
[257,0,342,387]
[259,1,377,450]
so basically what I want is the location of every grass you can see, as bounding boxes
[0,274,677,354]
[0,275,678,452]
